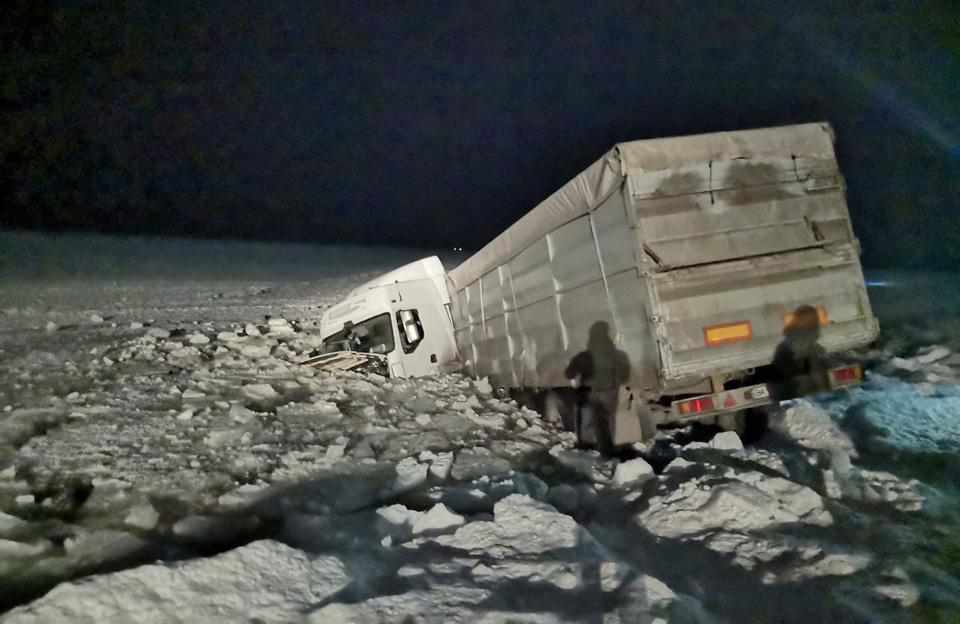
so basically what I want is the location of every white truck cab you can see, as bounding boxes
[318,256,459,378]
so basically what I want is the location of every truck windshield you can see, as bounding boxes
[322,313,396,355]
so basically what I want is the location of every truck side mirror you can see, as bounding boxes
[397,309,424,353]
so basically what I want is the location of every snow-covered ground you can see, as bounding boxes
[0,233,957,622]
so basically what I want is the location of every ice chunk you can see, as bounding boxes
[775,552,872,583]
[182,389,206,401]
[874,582,920,607]
[124,503,160,531]
[548,446,612,483]
[243,383,280,402]
[1,540,349,623]
[613,457,655,487]
[414,413,432,426]
[823,469,843,499]
[15,494,34,506]
[472,377,493,396]
[396,565,425,578]
[45,321,58,333]
[376,504,419,540]
[434,495,583,557]
[825,460,925,512]
[704,532,800,571]
[325,444,346,460]
[313,401,343,418]
[147,327,170,339]
[731,449,788,475]
[218,484,269,510]
[89,313,104,324]
[429,452,454,481]
[240,344,273,359]
[168,346,200,361]
[753,476,830,520]
[663,457,696,474]
[1,407,67,447]
[63,529,148,568]
[451,452,512,481]
[640,471,832,540]
[890,357,921,372]
[0,511,27,536]
[244,323,262,337]
[461,408,507,430]
[916,345,951,365]
[205,429,244,448]
[187,333,210,345]
[267,318,295,336]
[770,401,857,458]
[411,503,465,537]
[176,408,195,422]
[392,458,429,493]
[229,403,257,424]
[0,538,51,559]
[710,431,744,451]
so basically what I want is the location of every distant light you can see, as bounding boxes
[866,280,895,288]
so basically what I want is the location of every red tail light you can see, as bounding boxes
[677,396,715,415]
[831,365,862,383]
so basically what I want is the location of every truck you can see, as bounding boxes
[311,122,879,449]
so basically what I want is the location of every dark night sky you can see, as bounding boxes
[2,1,959,268]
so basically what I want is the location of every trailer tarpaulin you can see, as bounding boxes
[447,123,836,292]
[447,150,623,292]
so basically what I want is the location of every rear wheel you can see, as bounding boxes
[741,407,770,444]
[540,389,578,431]
[716,411,747,434]
[717,408,769,444]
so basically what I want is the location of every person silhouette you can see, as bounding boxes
[770,304,830,401]
[565,321,631,452]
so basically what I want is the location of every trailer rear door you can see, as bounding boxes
[628,145,878,382]
[647,247,878,382]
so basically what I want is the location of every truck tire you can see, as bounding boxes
[741,407,770,444]
[542,389,577,431]
[717,408,769,444]
[716,411,747,435]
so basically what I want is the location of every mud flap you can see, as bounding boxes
[576,387,645,451]
[610,385,651,446]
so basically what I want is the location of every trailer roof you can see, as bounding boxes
[447,122,836,291]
